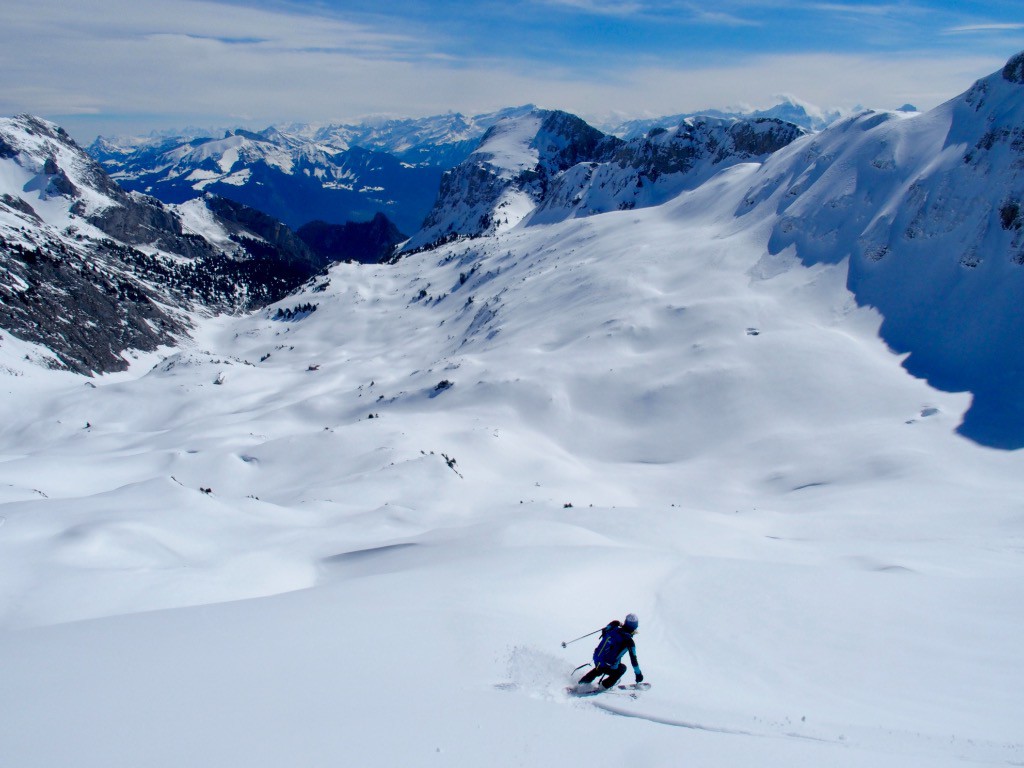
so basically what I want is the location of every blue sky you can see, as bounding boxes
[2,0,1023,140]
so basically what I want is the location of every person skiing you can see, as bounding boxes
[577,613,643,690]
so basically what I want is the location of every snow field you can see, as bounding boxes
[0,175,1022,766]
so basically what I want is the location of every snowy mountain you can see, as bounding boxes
[404,109,622,250]
[89,107,535,234]
[401,59,1024,448]
[735,52,1024,447]
[605,96,845,138]
[406,109,804,249]
[0,115,329,373]
[529,116,805,225]
[281,105,536,162]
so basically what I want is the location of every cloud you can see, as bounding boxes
[945,23,1024,34]
[535,0,759,24]
[534,0,647,15]
[0,0,1014,141]
[2,0,420,59]
[809,2,918,16]
[682,3,761,27]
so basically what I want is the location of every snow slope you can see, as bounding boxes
[741,54,1024,447]
[1,152,1022,767]
[413,54,1024,448]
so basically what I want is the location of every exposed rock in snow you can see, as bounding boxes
[405,109,805,246]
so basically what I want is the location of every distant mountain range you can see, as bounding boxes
[602,96,849,139]
[84,100,841,237]
[87,107,536,234]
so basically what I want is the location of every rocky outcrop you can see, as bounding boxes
[1003,52,1024,84]
[204,195,319,270]
[405,109,625,250]
[406,109,806,247]
[297,212,406,265]
[0,115,350,375]
[0,236,185,373]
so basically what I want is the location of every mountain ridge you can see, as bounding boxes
[0,115,337,374]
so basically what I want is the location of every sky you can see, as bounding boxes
[2,0,1024,141]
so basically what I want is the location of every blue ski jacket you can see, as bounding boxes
[592,621,641,676]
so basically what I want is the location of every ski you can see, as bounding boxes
[566,683,605,697]
[566,681,650,697]
[618,682,651,691]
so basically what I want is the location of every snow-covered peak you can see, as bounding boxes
[470,112,544,176]
[1,113,123,221]
[298,105,539,158]
[606,97,844,139]
[404,109,621,249]
[87,111,536,234]
[164,131,294,176]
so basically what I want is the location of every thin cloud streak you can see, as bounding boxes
[809,2,920,16]
[535,0,758,24]
[945,23,1024,34]
[534,0,647,16]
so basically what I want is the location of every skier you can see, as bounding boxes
[577,613,644,690]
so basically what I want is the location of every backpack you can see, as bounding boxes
[592,622,628,666]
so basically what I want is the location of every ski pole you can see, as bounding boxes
[561,628,602,648]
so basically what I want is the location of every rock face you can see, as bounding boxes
[204,195,320,270]
[297,213,406,265]
[531,116,805,224]
[1002,51,1024,84]
[405,109,625,250]
[0,115,339,374]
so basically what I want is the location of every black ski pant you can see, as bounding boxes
[579,662,626,689]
